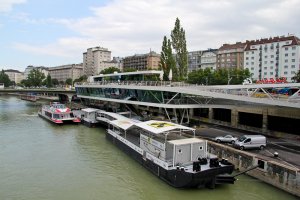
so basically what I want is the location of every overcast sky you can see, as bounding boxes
[1,0,300,71]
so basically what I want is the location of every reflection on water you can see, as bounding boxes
[0,96,298,200]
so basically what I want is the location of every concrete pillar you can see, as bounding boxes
[189,108,194,117]
[231,108,238,128]
[262,108,268,133]
[209,108,213,123]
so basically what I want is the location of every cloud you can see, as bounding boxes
[0,0,26,13]
[13,0,300,60]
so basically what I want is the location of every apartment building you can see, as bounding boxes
[217,42,246,69]
[83,46,112,76]
[244,35,300,81]
[188,49,217,71]
[123,51,160,71]
[4,69,24,84]
[24,66,48,79]
[48,64,83,83]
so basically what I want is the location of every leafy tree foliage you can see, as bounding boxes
[100,67,121,74]
[44,74,53,88]
[292,70,300,82]
[26,68,45,87]
[123,68,137,73]
[160,36,177,81]
[65,78,73,85]
[187,68,251,85]
[0,70,11,87]
[73,75,88,84]
[52,78,59,86]
[171,18,188,80]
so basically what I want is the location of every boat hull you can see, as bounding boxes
[106,131,234,188]
[38,112,80,125]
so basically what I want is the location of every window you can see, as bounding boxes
[292,53,295,56]
[199,146,203,150]
[252,51,254,54]
[291,65,296,68]
[178,149,182,153]
[246,57,249,60]
[251,57,254,60]
[246,62,249,65]
[284,65,288,69]
[285,53,288,57]
[251,67,254,70]
[270,66,273,69]
[292,46,296,50]
[285,59,288,63]
[292,71,296,74]
[251,62,254,65]
[264,67,267,70]
[270,72,273,75]
[264,61,267,64]
[285,47,288,50]
[284,71,288,75]
[264,72,267,75]
[246,52,249,55]
[265,55,268,58]
[292,59,295,62]
[270,61,274,64]
[286,41,289,45]
[271,55,274,58]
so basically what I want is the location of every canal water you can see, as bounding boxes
[0,96,298,200]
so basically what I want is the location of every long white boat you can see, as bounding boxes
[38,102,81,124]
[106,116,235,188]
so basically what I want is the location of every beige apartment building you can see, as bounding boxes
[4,69,24,84]
[123,51,160,71]
[217,42,246,69]
[48,64,83,83]
[83,46,113,76]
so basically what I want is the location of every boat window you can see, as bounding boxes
[178,149,182,153]
[53,114,59,119]
[199,146,203,150]
[70,113,74,117]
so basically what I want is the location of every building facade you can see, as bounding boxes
[83,46,112,76]
[4,69,24,84]
[188,49,217,72]
[217,42,245,69]
[244,35,300,82]
[123,51,160,71]
[48,64,83,83]
[24,66,48,79]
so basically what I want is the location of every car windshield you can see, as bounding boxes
[238,136,246,142]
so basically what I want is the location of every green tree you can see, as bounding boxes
[100,67,121,74]
[171,18,188,80]
[27,68,45,87]
[65,78,73,85]
[52,78,59,86]
[160,36,177,81]
[45,74,53,88]
[0,70,11,87]
[292,70,300,82]
[123,68,137,73]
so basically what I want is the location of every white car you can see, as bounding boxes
[214,135,237,144]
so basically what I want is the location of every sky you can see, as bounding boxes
[1,0,300,71]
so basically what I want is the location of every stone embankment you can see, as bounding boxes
[208,142,300,197]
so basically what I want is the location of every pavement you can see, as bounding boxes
[194,123,300,169]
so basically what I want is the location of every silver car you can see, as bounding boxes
[214,135,237,144]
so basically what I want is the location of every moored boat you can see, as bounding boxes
[106,116,236,189]
[38,102,81,124]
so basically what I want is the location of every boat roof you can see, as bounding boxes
[82,108,100,113]
[110,119,137,130]
[168,138,204,145]
[133,120,195,135]
[97,111,129,120]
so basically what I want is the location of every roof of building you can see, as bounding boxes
[244,35,300,51]
[219,42,246,51]
[4,69,22,73]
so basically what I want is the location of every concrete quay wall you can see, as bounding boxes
[208,142,300,197]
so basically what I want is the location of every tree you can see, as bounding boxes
[73,75,88,85]
[52,78,59,86]
[171,18,188,80]
[27,68,45,87]
[100,67,121,74]
[45,74,53,88]
[0,70,11,87]
[160,36,177,81]
[292,70,300,82]
[65,78,73,85]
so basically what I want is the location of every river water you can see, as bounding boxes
[0,96,298,200]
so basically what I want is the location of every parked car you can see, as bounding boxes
[234,135,266,150]
[214,135,237,144]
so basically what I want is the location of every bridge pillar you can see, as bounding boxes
[231,108,238,128]
[209,108,213,123]
[189,108,194,117]
[262,108,268,133]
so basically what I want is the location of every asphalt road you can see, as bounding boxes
[195,124,300,169]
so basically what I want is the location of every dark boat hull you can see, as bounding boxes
[106,131,235,188]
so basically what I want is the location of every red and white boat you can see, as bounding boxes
[38,102,81,124]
